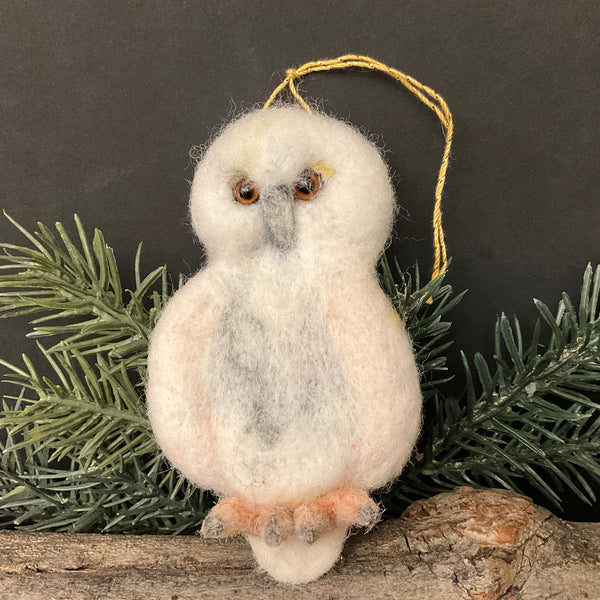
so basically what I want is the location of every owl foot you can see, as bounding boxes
[201,489,380,545]
[200,498,294,546]
[293,487,381,544]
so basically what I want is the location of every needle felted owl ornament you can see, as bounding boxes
[147,56,452,584]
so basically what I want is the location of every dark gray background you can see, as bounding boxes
[2,1,599,519]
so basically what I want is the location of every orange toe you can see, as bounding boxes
[321,487,381,528]
[254,506,294,546]
[206,497,259,537]
[293,500,336,544]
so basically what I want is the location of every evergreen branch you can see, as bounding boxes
[379,254,466,400]
[1,398,209,534]
[389,264,600,513]
[0,215,207,533]
[0,212,167,364]
[0,348,153,471]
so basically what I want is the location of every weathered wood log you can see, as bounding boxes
[0,487,598,599]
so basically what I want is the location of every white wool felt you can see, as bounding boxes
[246,526,349,584]
[146,106,422,583]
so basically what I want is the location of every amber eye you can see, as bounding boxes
[294,170,321,200]
[234,179,259,205]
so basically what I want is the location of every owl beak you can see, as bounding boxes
[260,185,296,253]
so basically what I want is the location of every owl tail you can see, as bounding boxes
[246,525,349,584]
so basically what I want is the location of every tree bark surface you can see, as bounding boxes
[0,487,598,600]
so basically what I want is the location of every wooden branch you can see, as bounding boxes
[1,487,598,599]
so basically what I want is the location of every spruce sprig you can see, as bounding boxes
[379,253,466,403]
[380,259,600,514]
[0,212,167,373]
[0,215,209,533]
[0,348,153,471]
[0,214,598,532]
[0,408,208,533]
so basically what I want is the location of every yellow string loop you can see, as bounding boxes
[264,54,452,286]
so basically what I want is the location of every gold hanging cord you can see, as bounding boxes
[264,54,453,282]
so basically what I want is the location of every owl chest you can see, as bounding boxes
[207,280,350,450]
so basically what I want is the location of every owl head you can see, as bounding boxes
[190,106,395,270]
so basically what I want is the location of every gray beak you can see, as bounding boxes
[260,185,296,253]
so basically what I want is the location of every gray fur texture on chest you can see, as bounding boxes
[208,293,348,449]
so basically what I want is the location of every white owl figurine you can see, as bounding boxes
[146,106,422,584]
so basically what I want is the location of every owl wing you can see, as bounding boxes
[325,273,422,491]
[146,267,227,492]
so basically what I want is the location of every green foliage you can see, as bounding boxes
[379,254,466,403]
[379,257,600,516]
[0,214,208,533]
[0,214,598,533]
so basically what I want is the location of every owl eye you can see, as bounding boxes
[234,179,259,205]
[294,170,321,200]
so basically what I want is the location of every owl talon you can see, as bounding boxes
[263,515,286,546]
[260,509,294,546]
[297,525,316,544]
[293,501,335,544]
[200,514,226,538]
[356,503,381,529]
